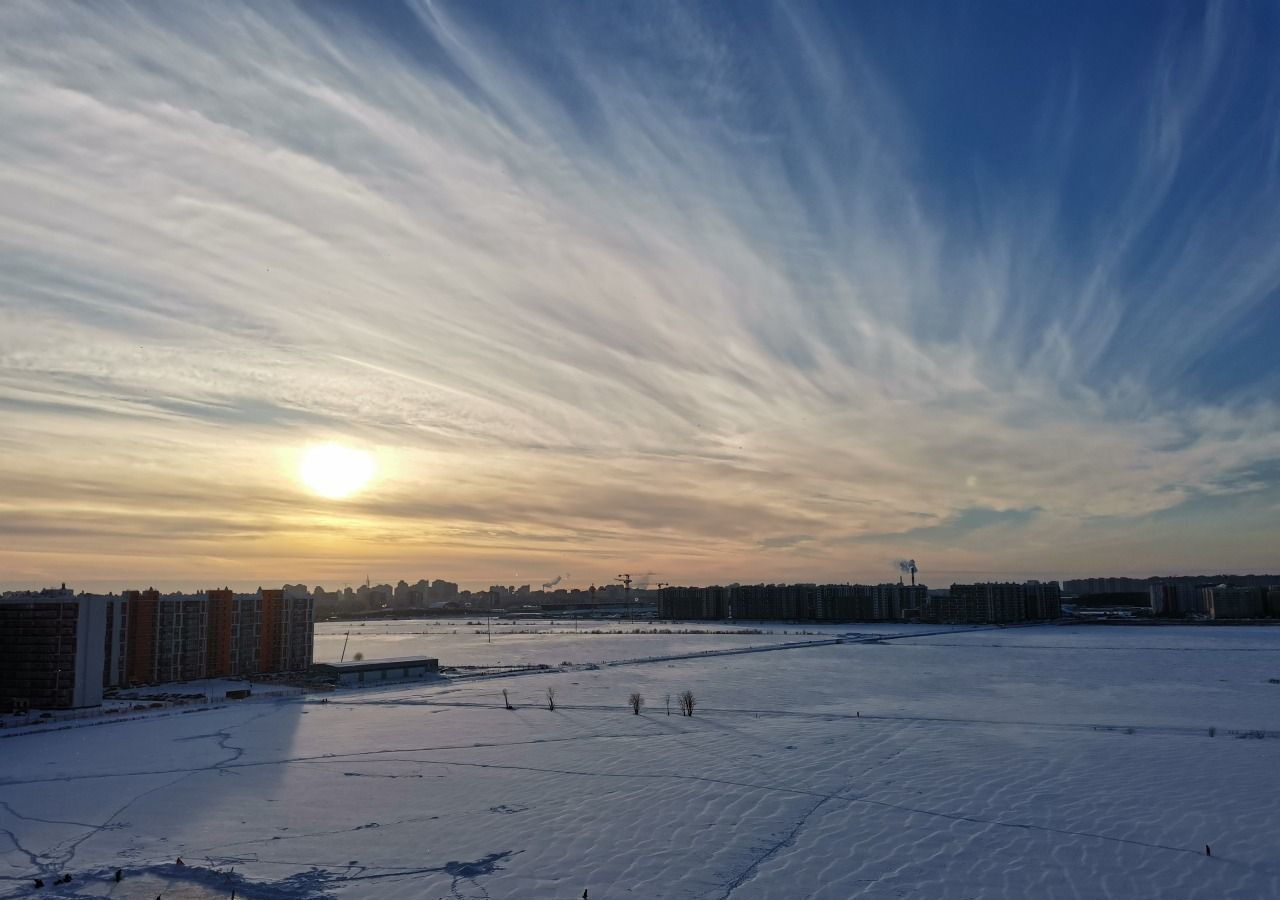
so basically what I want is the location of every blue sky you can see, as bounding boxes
[1,1,1277,591]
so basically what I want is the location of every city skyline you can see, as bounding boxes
[3,2,1280,591]
[11,567,1280,599]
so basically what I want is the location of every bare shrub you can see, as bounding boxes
[628,692,644,715]
[546,687,557,711]
[502,688,513,710]
[679,690,695,717]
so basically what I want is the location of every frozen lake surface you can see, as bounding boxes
[2,623,1278,899]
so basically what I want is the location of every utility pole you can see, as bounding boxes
[617,574,632,621]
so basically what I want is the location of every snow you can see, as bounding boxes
[312,618,905,668]
[2,623,1278,899]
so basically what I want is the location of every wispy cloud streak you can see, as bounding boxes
[1,1,1278,589]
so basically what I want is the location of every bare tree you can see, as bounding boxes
[628,692,644,715]
[678,690,695,717]
[665,693,671,716]
[546,687,557,711]
[502,688,513,710]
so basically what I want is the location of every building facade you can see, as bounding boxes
[940,583,1025,624]
[1201,586,1266,620]
[940,582,1061,624]
[1024,581,1063,620]
[102,595,129,689]
[1,587,106,710]
[259,589,315,674]
[658,582,930,623]
[312,656,439,687]
[2,586,314,710]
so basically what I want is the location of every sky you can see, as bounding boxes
[2,1,1279,593]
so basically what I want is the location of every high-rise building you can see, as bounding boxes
[1148,582,1206,616]
[102,594,129,689]
[429,579,459,602]
[871,583,926,620]
[155,595,208,683]
[259,588,314,674]
[1063,577,1143,595]
[230,592,261,676]
[206,588,235,678]
[942,583,1031,624]
[1201,586,1265,620]
[1024,581,1062,620]
[730,584,798,620]
[114,587,313,687]
[1,587,106,710]
[662,586,728,619]
[658,582,929,622]
[3,585,315,710]
[1149,584,1180,616]
[123,587,160,686]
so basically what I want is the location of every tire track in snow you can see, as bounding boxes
[710,794,833,899]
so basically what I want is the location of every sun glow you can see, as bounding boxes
[299,444,375,499]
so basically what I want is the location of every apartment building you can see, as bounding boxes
[0,587,106,710]
[2,586,314,710]
[259,589,315,674]
[659,582,928,623]
[937,581,1062,623]
[1201,586,1266,620]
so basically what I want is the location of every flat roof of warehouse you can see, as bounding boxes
[313,656,439,672]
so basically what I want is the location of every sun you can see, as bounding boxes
[299,444,375,499]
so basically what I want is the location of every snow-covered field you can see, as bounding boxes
[312,618,910,667]
[2,623,1278,899]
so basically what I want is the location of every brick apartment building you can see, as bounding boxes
[114,587,313,687]
[4,586,314,710]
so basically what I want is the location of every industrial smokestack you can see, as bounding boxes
[897,559,918,587]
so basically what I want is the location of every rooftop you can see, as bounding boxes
[312,656,439,672]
